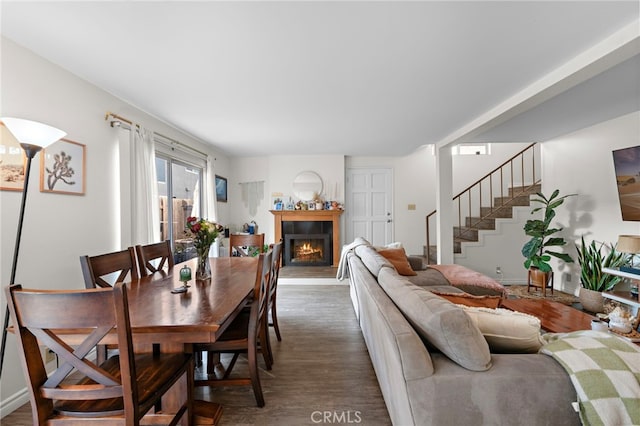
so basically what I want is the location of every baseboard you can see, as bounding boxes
[0,387,29,419]
[279,278,346,285]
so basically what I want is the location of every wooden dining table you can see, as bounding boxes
[97,256,257,425]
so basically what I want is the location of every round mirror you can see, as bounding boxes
[292,171,323,201]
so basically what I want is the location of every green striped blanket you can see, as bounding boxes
[541,330,640,426]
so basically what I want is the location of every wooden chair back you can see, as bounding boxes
[254,250,273,339]
[80,247,139,288]
[229,233,265,257]
[262,240,283,364]
[135,240,174,277]
[268,240,283,304]
[5,283,193,425]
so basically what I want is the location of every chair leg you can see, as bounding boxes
[247,345,265,407]
[271,300,282,341]
[260,323,273,370]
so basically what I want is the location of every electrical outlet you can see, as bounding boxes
[496,266,502,275]
[408,204,416,211]
[564,272,572,283]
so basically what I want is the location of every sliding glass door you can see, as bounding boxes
[156,155,203,262]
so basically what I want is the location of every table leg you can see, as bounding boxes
[160,342,224,425]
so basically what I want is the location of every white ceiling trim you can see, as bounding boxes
[436,19,640,150]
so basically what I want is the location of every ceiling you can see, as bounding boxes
[1,1,639,157]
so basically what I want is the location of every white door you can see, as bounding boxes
[346,168,393,246]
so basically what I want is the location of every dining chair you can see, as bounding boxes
[263,240,283,367]
[79,247,139,364]
[135,240,174,277]
[194,250,273,407]
[6,282,194,425]
[80,247,139,289]
[229,233,265,257]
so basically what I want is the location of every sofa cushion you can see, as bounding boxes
[406,269,452,287]
[378,268,492,371]
[377,247,417,276]
[354,245,392,278]
[406,255,426,271]
[460,306,545,353]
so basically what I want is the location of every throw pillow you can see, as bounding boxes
[377,269,492,371]
[460,306,545,353]
[430,291,502,309]
[377,247,417,276]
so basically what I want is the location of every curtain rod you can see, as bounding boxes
[105,112,208,158]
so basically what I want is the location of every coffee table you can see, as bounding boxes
[500,298,596,333]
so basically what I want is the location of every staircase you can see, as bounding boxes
[425,143,540,264]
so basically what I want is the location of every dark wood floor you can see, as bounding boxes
[2,285,391,426]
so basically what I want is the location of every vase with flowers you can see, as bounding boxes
[186,216,220,280]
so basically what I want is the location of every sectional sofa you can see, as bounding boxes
[344,238,580,426]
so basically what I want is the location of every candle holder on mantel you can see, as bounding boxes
[172,265,192,294]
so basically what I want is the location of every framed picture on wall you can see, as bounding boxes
[612,145,640,221]
[40,139,86,195]
[0,122,26,191]
[215,175,228,202]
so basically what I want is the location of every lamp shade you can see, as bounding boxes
[1,117,66,148]
[616,235,640,253]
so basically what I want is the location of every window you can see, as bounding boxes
[452,143,491,156]
[157,155,204,262]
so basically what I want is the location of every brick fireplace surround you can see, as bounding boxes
[271,210,343,267]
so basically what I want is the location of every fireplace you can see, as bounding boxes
[271,210,344,267]
[284,234,331,266]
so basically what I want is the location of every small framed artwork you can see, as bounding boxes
[0,123,26,191]
[215,175,228,202]
[40,139,86,195]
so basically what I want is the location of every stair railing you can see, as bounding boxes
[426,142,539,263]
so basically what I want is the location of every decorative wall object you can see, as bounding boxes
[0,123,26,191]
[215,174,228,202]
[40,138,85,195]
[612,145,640,221]
[240,180,264,216]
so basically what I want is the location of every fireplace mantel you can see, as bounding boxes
[271,210,343,267]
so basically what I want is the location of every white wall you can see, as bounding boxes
[346,148,435,255]
[0,37,229,414]
[543,111,640,294]
[227,155,345,245]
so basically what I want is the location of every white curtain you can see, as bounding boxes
[131,126,160,244]
[204,155,217,222]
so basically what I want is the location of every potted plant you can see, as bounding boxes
[575,236,630,313]
[521,190,575,290]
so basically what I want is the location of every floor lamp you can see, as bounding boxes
[0,117,66,379]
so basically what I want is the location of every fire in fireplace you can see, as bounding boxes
[284,234,331,266]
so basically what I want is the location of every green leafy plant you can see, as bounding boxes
[248,244,270,257]
[575,236,629,292]
[521,189,576,272]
